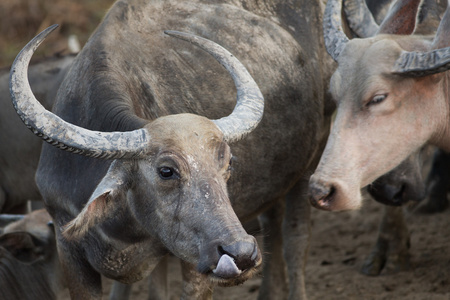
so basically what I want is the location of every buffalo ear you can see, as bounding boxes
[0,232,46,263]
[432,5,450,49]
[343,0,379,38]
[61,160,133,241]
[377,0,422,35]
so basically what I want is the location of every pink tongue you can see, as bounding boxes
[212,254,242,278]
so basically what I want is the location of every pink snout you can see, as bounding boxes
[308,175,362,211]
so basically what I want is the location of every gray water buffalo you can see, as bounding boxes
[10,0,332,299]
[309,0,450,211]
[0,209,65,300]
[0,55,74,213]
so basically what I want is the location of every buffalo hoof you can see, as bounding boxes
[361,236,411,276]
[361,250,411,276]
[361,250,386,276]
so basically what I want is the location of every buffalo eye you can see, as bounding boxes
[159,167,176,179]
[368,94,387,106]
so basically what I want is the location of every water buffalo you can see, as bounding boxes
[318,0,448,277]
[309,0,450,211]
[10,0,332,298]
[0,54,75,213]
[0,209,65,300]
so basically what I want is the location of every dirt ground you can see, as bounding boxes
[58,194,450,300]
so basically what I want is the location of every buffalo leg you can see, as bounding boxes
[282,179,311,300]
[109,282,132,300]
[180,261,213,300]
[257,201,289,300]
[361,206,410,276]
[147,255,169,300]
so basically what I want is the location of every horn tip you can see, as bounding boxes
[40,24,60,37]
[164,30,185,37]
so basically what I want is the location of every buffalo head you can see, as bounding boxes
[309,0,450,211]
[10,26,264,284]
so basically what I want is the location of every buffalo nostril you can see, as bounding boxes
[392,185,406,205]
[309,181,336,209]
[326,186,336,202]
[218,245,227,257]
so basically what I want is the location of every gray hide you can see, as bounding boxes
[10,0,333,299]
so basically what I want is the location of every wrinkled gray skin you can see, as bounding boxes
[0,55,74,213]
[0,209,65,300]
[309,0,450,211]
[13,0,333,299]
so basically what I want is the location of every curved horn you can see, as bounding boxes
[323,0,350,61]
[9,25,150,159]
[0,214,25,227]
[343,0,379,38]
[164,30,264,143]
[392,47,450,77]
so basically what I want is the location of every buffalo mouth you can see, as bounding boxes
[206,254,262,287]
[197,233,262,286]
[197,241,263,287]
